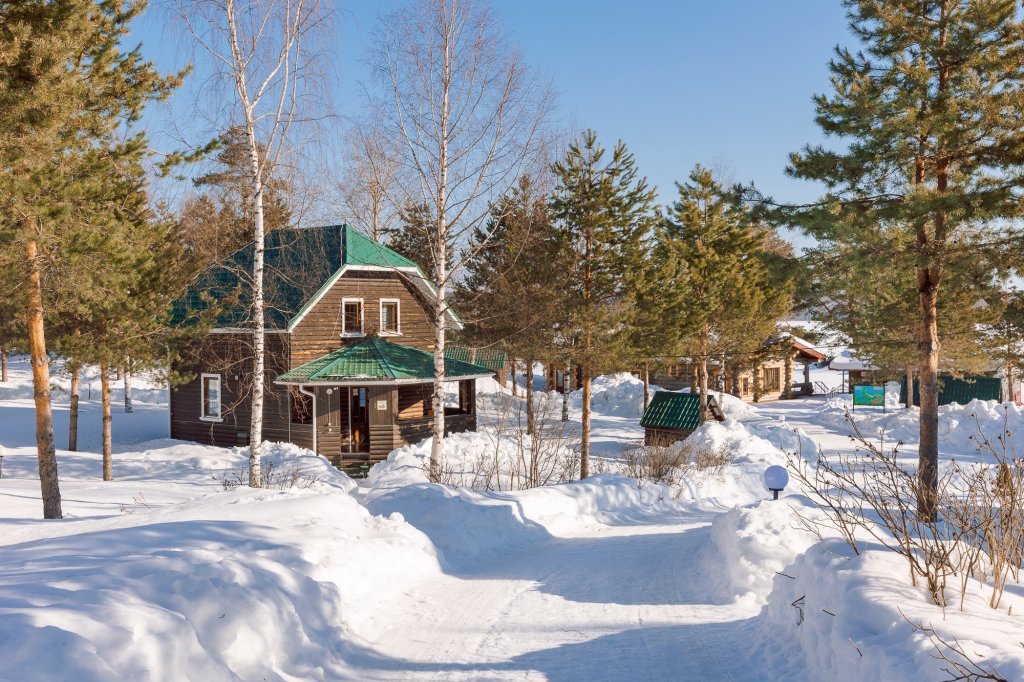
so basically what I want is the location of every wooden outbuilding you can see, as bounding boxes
[640,392,725,446]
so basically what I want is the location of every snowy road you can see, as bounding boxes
[347,515,802,681]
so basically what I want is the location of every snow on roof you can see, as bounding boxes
[829,351,877,371]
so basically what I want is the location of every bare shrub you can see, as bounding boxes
[901,610,1010,682]
[433,391,580,491]
[620,442,691,486]
[693,445,731,475]
[619,440,732,487]
[218,457,321,491]
[791,408,1024,610]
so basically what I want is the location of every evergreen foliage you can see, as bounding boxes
[550,130,658,478]
[774,0,1024,519]
[642,166,791,420]
[0,0,183,515]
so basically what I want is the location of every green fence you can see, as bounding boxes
[899,376,1001,407]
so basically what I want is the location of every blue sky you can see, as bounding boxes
[135,1,853,244]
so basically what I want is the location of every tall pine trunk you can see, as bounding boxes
[783,351,794,399]
[68,363,80,451]
[123,361,133,414]
[1,349,7,382]
[561,363,571,422]
[917,272,941,521]
[580,364,591,479]
[906,366,914,409]
[100,360,112,481]
[24,234,62,519]
[642,361,650,410]
[525,355,535,436]
[698,329,710,423]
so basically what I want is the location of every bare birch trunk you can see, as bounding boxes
[429,255,447,482]
[100,360,112,481]
[24,234,62,519]
[123,361,133,414]
[69,363,80,451]
[246,140,266,488]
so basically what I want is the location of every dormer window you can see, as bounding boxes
[380,298,400,335]
[342,298,364,337]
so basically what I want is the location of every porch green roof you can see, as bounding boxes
[275,336,492,383]
[640,392,714,431]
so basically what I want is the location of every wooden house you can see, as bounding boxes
[168,224,492,471]
[640,392,724,446]
[652,334,826,402]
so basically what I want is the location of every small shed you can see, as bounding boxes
[640,392,724,446]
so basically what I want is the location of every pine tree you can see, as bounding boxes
[645,166,791,422]
[459,176,570,435]
[0,0,182,515]
[551,131,657,478]
[780,0,1024,519]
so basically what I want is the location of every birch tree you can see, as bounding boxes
[371,0,550,481]
[337,119,401,242]
[180,0,324,487]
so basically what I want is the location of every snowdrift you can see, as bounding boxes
[0,485,442,681]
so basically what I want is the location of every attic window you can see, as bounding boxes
[342,298,364,337]
[380,299,400,335]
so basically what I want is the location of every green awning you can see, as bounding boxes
[276,336,493,384]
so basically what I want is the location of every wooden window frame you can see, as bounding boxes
[341,298,365,337]
[200,373,223,422]
[379,298,401,336]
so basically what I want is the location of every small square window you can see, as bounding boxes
[380,299,400,335]
[342,299,364,336]
[201,374,221,420]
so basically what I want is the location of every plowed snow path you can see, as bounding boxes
[346,517,804,681]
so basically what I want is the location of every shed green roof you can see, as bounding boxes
[276,336,492,384]
[169,225,420,329]
[640,392,717,431]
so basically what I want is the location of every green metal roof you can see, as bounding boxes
[444,345,507,372]
[341,224,419,269]
[640,392,715,431]
[169,225,421,329]
[276,336,492,383]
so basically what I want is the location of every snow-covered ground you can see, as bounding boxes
[2,356,1023,680]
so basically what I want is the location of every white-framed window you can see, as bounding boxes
[342,298,364,337]
[200,373,222,421]
[379,298,401,335]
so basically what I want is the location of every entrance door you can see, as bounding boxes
[340,387,370,454]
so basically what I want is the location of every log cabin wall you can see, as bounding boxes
[170,333,292,447]
[290,270,436,368]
